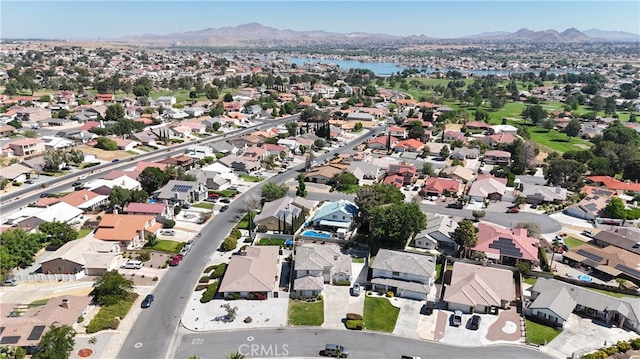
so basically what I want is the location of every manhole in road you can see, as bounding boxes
[134,343,143,349]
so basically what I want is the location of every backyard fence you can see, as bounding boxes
[16,271,85,283]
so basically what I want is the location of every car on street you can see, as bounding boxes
[71,181,82,187]
[447,202,463,209]
[401,356,422,359]
[506,207,520,213]
[350,283,361,296]
[469,314,481,330]
[452,310,462,327]
[112,159,120,163]
[25,180,35,184]
[2,278,18,286]
[220,205,230,212]
[141,294,154,308]
[323,344,348,358]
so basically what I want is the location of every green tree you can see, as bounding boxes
[138,167,168,194]
[354,122,363,132]
[0,344,26,359]
[104,104,125,122]
[544,157,587,192]
[261,181,289,202]
[471,210,486,222]
[109,185,131,208]
[0,229,45,275]
[407,120,425,139]
[515,222,541,239]
[439,145,450,160]
[296,173,307,197]
[130,189,149,203]
[331,172,358,191]
[603,197,627,219]
[521,104,547,125]
[39,221,78,247]
[285,121,298,137]
[223,93,234,102]
[541,118,555,132]
[34,324,75,359]
[355,183,404,224]
[96,137,118,151]
[89,271,134,306]
[43,150,64,172]
[369,203,426,252]
[565,119,581,138]
[454,219,478,258]
[421,163,435,177]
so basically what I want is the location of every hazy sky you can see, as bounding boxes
[2,1,639,39]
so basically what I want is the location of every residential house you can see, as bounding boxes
[0,124,16,136]
[472,223,539,266]
[367,135,399,150]
[562,244,640,285]
[393,138,424,153]
[3,201,83,230]
[563,186,614,220]
[164,108,188,120]
[526,277,640,333]
[261,143,289,158]
[84,176,141,196]
[467,175,508,202]
[218,246,280,299]
[0,163,33,182]
[450,147,480,160]
[490,125,518,135]
[15,107,51,122]
[158,155,196,169]
[412,214,459,253]
[423,142,448,156]
[444,262,515,314]
[480,133,517,147]
[124,202,172,222]
[112,138,139,151]
[195,169,232,191]
[440,165,475,184]
[443,131,467,143]
[132,130,160,146]
[229,134,263,149]
[592,228,640,255]
[58,189,109,211]
[276,138,301,152]
[465,121,492,131]
[520,184,568,205]
[370,249,436,300]
[305,165,344,184]
[254,196,316,232]
[388,126,408,139]
[94,214,161,249]
[311,199,359,231]
[41,135,74,150]
[241,146,268,162]
[156,96,177,106]
[5,138,45,157]
[185,144,215,160]
[386,163,417,185]
[183,106,205,117]
[348,162,381,182]
[346,112,375,122]
[293,244,352,298]
[423,177,464,197]
[39,236,121,276]
[586,176,640,194]
[483,150,512,166]
[210,141,238,155]
[154,180,207,206]
[41,118,75,127]
[218,155,261,173]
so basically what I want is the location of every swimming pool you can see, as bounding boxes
[302,230,331,239]
[578,274,593,282]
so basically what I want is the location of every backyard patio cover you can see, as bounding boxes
[318,220,350,228]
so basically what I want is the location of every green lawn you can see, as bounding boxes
[77,228,93,239]
[239,174,263,182]
[257,238,286,247]
[352,257,365,263]
[152,240,184,253]
[563,237,587,249]
[337,184,360,194]
[192,202,214,210]
[237,214,250,230]
[208,189,237,198]
[587,288,635,298]
[288,299,324,326]
[527,127,593,153]
[523,277,538,286]
[525,319,562,345]
[126,150,138,155]
[28,298,50,307]
[363,296,400,332]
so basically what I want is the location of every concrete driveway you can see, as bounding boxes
[438,311,500,347]
[392,298,423,339]
[541,314,639,359]
[321,285,350,329]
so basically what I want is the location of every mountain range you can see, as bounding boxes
[113,23,640,47]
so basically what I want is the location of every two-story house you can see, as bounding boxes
[293,244,352,298]
[370,249,436,300]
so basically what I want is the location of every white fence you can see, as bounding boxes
[15,271,85,283]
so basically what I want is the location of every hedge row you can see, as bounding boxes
[86,296,136,333]
[345,319,363,330]
[581,339,640,359]
[200,281,219,303]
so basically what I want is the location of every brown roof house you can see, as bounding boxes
[94,214,161,249]
[562,244,640,285]
[218,246,280,299]
[254,196,316,232]
[39,236,121,276]
[467,175,508,202]
[305,165,344,184]
[443,262,515,314]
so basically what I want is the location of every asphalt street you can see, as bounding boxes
[174,328,553,359]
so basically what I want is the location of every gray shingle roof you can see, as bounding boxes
[371,249,436,279]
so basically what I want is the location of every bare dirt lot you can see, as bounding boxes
[77,145,135,161]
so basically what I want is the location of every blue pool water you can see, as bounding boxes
[302,230,331,239]
[578,274,593,282]
[148,198,157,204]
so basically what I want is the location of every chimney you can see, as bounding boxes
[114,208,118,215]
[334,255,338,261]
[83,195,88,201]
[60,298,69,309]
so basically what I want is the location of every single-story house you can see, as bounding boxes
[124,202,172,222]
[520,184,568,204]
[39,237,121,276]
[311,199,359,231]
[444,262,515,314]
[440,165,475,183]
[472,223,539,267]
[218,155,261,173]
[154,180,207,206]
[305,165,344,184]
[467,175,508,202]
[423,177,464,197]
[218,246,280,299]
[254,196,316,232]
[412,214,459,253]
[562,244,640,285]
[93,214,162,249]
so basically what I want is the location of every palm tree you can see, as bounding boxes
[226,351,247,359]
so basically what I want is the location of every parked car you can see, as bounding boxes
[581,230,595,238]
[447,202,463,209]
[228,186,238,191]
[220,198,231,203]
[169,258,181,266]
[71,181,82,187]
[506,207,520,213]
[141,294,154,308]
[401,356,422,359]
[452,310,462,327]
[2,278,18,286]
[208,193,220,199]
[25,180,34,184]
[420,301,434,315]
[350,283,361,296]
[530,204,538,209]
[469,314,481,330]
[112,159,120,163]
[123,260,142,269]
[323,344,349,358]
[220,205,230,212]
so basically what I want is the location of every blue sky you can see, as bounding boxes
[2,1,639,39]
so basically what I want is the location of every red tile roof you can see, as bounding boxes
[586,176,640,192]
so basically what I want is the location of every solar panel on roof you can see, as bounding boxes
[575,249,603,262]
[171,184,192,193]
[585,203,599,212]
[488,237,523,258]
[27,325,45,341]
[0,327,4,335]
[615,264,640,279]
[0,336,20,344]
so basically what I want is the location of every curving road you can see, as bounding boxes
[173,328,553,359]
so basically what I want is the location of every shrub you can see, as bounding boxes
[195,285,208,291]
[631,338,640,350]
[616,340,631,353]
[152,276,158,281]
[200,281,219,303]
[137,250,151,262]
[386,291,394,298]
[334,280,351,286]
[161,264,168,269]
[225,293,242,300]
[199,276,210,283]
[244,316,253,323]
[204,265,216,273]
[346,313,363,320]
[163,219,176,229]
[77,315,85,323]
[174,205,182,215]
[220,236,237,251]
[345,319,363,330]
[210,264,227,279]
[604,346,618,356]
[230,228,242,239]
[316,294,323,301]
[582,351,606,359]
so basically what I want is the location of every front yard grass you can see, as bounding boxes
[152,240,184,253]
[363,296,400,332]
[237,214,249,229]
[563,236,587,249]
[525,319,562,345]
[239,174,263,182]
[192,202,214,210]
[337,184,360,194]
[257,238,286,247]
[208,189,237,198]
[77,228,93,239]
[587,288,635,298]
[86,294,137,333]
[288,299,324,326]
[527,127,593,153]
[352,257,365,263]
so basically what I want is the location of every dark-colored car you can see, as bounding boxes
[25,180,35,184]
[220,205,230,212]
[71,181,82,187]
[220,198,231,204]
[420,301,435,315]
[112,159,120,163]
[447,202,463,209]
[141,294,154,308]
[74,186,84,191]
[469,314,481,330]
